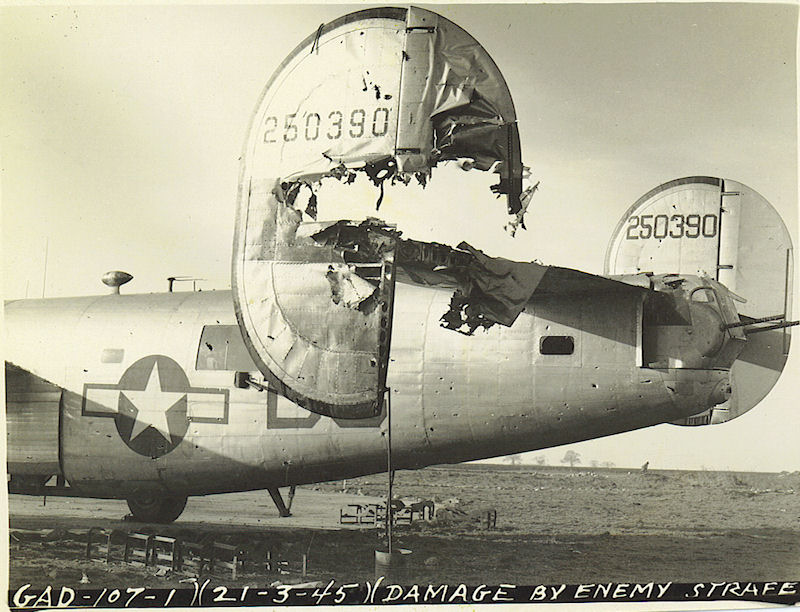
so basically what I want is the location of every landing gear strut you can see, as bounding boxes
[267,486,295,517]
[126,494,188,523]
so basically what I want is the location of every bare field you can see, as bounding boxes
[8,465,800,589]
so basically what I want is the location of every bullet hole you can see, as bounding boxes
[369,358,377,367]
[591,383,598,388]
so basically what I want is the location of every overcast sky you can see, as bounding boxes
[2,3,798,471]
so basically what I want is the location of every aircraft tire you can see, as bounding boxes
[126,495,187,523]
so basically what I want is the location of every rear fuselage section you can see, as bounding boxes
[5,283,727,499]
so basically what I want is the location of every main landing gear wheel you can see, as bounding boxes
[126,495,187,523]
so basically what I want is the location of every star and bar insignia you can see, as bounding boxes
[82,355,229,458]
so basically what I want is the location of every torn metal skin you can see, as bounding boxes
[265,6,531,225]
[233,7,541,417]
[232,179,397,419]
[310,221,642,337]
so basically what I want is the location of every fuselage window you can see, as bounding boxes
[196,325,255,371]
[540,335,575,355]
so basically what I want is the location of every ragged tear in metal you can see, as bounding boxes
[362,158,397,209]
[326,162,358,185]
[504,181,539,237]
[406,241,549,335]
[308,214,554,336]
[440,291,495,335]
[277,180,319,222]
[305,191,318,220]
[311,219,400,263]
[271,186,304,246]
[325,264,380,313]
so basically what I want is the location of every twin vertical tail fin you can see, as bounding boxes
[605,177,795,424]
[231,7,523,418]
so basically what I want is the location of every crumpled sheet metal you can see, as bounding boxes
[242,7,524,212]
[233,7,529,417]
[309,226,647,336]
[244,10,406,188]
[396,7,524,213]
[233,180,395,419]
[393,241,646,336]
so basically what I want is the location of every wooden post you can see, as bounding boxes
[106,532,113,563]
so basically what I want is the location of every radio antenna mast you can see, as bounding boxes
[41,237,49,298]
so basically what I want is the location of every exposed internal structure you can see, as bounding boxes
[232,7,537,417]
[232,8,794,422]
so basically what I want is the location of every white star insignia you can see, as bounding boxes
[121,362,185,442]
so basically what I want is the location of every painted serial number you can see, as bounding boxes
[263,108,392,144]
[625,213,718,240]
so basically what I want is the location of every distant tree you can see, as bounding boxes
[603,461,615,468]
[534,455,546,466]
[503,454,523,466]
[590,460,599,468]
[561,450,581,468]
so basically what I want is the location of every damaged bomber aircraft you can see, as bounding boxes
[6,7,797,522]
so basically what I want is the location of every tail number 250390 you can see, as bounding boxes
[626,213,718,240]
[263,108,391,144]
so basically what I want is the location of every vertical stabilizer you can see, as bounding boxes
[606,177,794,424]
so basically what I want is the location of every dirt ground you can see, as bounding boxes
[7,465,800,590]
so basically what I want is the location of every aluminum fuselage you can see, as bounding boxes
[5,283,725,499]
